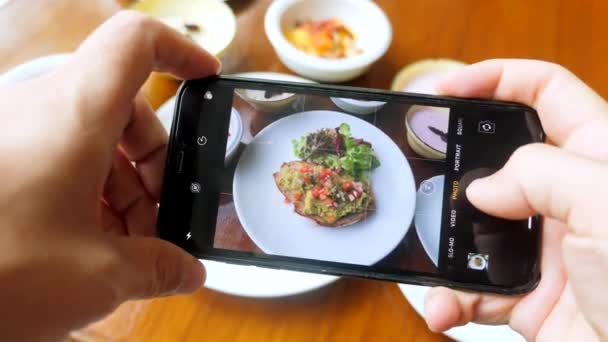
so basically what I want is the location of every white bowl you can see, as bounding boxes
[131,0,236,58]
[331,97,386,115]
[264,0,392,83]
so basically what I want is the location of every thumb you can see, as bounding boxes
[113,236,205,299]
[466,143,607,236]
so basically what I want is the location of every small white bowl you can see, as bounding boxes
[131,0,236,59]
[330,97,386,115]
[265,0,392,83]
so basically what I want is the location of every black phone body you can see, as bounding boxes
[158,76,543,295]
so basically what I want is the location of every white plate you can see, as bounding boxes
[399,284,524,342]
[156,97,243,163]
[0,53,70,85]
[233,110,416,265]
[414,175,445,266]
[203,260,337,297]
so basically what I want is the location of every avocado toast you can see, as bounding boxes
[274,161,375,227]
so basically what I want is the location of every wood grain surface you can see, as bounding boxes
[1,0,607,341]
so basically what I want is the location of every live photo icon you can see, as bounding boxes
[467,253,489,271]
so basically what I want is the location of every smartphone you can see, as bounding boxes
[158,76,543,294]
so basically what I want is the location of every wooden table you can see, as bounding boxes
[2,1,607,341]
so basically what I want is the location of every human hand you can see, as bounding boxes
[424,59,608,341]
[0,11,219,341]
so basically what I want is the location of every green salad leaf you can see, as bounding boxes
[292,123,380,179]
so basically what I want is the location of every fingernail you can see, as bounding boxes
[215,60,223,75]
[177,258,205,294]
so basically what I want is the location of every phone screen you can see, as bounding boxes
[159,77,543,293]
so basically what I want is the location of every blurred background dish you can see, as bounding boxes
[131,0,236,59]
[391,59,465,160]
[391,58,466,94]
[202,260,337,298]
[265,0,392,82]
[330,97,386,115]
[399,284,525,342]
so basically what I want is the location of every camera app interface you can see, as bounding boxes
[185,84,542,286]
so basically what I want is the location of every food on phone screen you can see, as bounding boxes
[274,123,379,227]
[273,161,375,227]
[285,18,362,58]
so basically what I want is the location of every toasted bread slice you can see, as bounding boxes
[273,161,375,228]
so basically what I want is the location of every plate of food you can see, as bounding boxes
[233,110,416,265]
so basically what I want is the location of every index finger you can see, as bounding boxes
[75,10,220,100]
[436,59,608,145]
[64,10,220,146]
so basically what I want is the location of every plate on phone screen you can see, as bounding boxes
[233,110,416,265]
[158,72,338,297]
[399,284,524,342]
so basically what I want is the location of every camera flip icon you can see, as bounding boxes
[478,120,496,134]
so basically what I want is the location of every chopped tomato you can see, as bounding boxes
[303,175,311,184]
[323,198,334,207]
[319,168,332,179]
[341,180,353,191]
[319,193,327,200]
[293,191,303,201]
[299,165,312,173]
[311,187,321,198]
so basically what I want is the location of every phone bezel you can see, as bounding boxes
[158,76,543,295]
